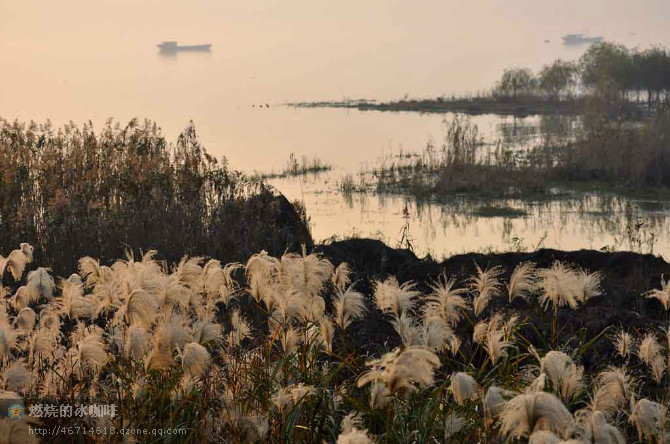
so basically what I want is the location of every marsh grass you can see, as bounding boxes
[0,118,312,274]
[253,153,332,180]
[346,101,670,201]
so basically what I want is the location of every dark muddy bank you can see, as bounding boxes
[290,97,586,117]
[317,238,670,370]
[290,97,643,117]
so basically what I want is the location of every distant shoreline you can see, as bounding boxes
[287,96,591,116]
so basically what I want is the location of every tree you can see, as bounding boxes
[496,68,536,100]
[538,60,578,100]
[580,42,633,96]
[633,46,670,106]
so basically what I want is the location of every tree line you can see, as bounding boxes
[495,42,670,106]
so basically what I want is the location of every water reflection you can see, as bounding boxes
[495,114,580,149]
[268,112,669,260]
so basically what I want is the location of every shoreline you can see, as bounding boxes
[288,96,647,117]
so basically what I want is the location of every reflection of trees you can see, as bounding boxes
[495,114,580,152]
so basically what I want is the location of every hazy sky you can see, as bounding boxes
[2,0,669,103]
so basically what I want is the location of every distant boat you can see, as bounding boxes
[157,41,212,53]
[562,34,603,46]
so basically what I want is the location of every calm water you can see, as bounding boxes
[2,0,669,258]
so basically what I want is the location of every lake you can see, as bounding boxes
[2,0,669,258]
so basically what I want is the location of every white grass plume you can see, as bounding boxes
[181,342,211,378]
[645,274,670,310]
[424,273,468,325]
[58,276,94,320]
[528,430,560,444]
[15,308,36,331]
[269,288,310,326]
[484,386,516,426]
[629,398,667,443]
[26,267,54,302]
[91,280,124,321]
[612,329,634,359]
[147,312,193,371]
[271,383,315,413]
[0,325,19,362]
[638,332,666,383]
[245,250,280,302]
[420,316,461,354]
[289,383,315,404]
[78,256,112,288]
[111,250,162,296]
[1,243,33,282]
[316,317,335,353]
[120,289,157,327]
[271,386,293,413]
[576,269,603,303]
[27,327,59,364]
[306,294,327,322]
[333,285,366,329]
[125,325,150,360]
[391,312,420,347]
[153,312,192,350]
[539,350,583,400]
[239,414,269,443]
[9,287,31,311]
[593,366,634,414]
[572,409,624,444]
[203,259,242,305]
[281,251,333,298]
[336,428,374,444]
[37,308,61,332]
[2,360,31,393]
[508,262,538,303]
[473,320,489,344]
[278,325,301,354]
[357,346,440,396]
[172,256,204,290]
[444,413,466,440]
[154,273,190,309]
[503,314,519,337]
[341,411,363,434]
[369,382,390,409]
[333,262,352,290]
[500,391,573,441]
[192,320,222,346]
[473,314,512,363]
[485,327,512,364]
[470,264,503,317]
[0,303,9,326]
[450,372,478,405]
[76,333,109,373]
[373,276,419,318]
[537,262,581,311]
[226,309,251,348]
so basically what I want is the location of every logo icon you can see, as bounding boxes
[8,403,24,420]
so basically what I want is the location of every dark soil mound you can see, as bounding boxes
[317,238,670,368]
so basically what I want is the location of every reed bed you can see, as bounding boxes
[0,118,311,275]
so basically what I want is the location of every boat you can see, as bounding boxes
[157,41,212,53]
[561,34,603,46]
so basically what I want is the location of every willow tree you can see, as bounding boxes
[538,60,578,101]
[496,68,536,100]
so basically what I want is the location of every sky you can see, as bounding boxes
[2,0,668,104]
